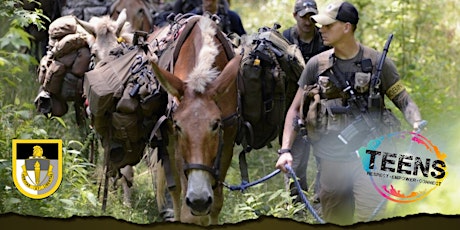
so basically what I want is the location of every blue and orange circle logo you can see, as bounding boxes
[358,131,447,203]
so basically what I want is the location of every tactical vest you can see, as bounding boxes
[304,45,401,143]
[314,44,378,107]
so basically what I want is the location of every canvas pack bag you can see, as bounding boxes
[84,39,167,172]
[237,24,305,150]
[35,15,91,117]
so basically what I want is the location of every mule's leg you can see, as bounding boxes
[120,165,134,207]
[147,148,174,221]
[154,158,176,222]
[170,143,183,222]
[154,133,182,222]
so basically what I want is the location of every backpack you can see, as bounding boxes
[83,36,167,174]
[237,24,305,150]
[34,15,92,119]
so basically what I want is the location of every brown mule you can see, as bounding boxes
[151,15,241,225]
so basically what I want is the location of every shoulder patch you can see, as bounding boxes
[386,80,405,100]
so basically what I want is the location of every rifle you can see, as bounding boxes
[337,34,394,145]
[368,33,394,120]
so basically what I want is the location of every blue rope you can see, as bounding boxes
[224,169,281,191]
[285,164,325,224]
[223,164,325,224]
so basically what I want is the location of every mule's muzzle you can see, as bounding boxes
[185,170,214,216]
[186,195,212,216]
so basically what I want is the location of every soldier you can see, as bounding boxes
[281,0,331,207]
[275,0,423,225]
[190,0,246,36]
[283,0,330,63]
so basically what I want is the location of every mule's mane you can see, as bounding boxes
[186,17,220,94]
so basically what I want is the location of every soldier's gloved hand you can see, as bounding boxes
[275,150,292,173]
[413,120,427,133]
[304,84,320,98]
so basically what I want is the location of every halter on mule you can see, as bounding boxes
[150,14,241,225]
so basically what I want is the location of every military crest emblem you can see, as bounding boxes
[12,139,62,199]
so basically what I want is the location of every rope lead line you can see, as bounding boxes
[223,164,325,224]
[224,168,281,192]
[285,164,325,224]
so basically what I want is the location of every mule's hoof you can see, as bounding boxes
[160,208,174,222]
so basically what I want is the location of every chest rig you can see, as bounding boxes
[305,45,385,146]
[317,45,377,103]
[308,40,402,150]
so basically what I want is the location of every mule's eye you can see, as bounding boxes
[211,120,221,131]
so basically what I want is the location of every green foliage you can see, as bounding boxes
[0,0,47,103]
[217,145,321,224]
[234,0,296,33]
[227,186,315,224]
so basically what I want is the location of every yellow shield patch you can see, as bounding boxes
[12,139,63,199]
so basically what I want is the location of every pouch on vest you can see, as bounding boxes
[324,98,351,132]
[337,115,370,146]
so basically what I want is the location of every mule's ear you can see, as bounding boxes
[116,8,128,36]
[151,60,184,98]
[75,17,96,36]
[209,54,242,100]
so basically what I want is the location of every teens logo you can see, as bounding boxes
[358,131,447,203]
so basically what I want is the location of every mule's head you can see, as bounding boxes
[150,16,241,215]
[75,8,133,62]
[152,54,241,215]
[110,0,155,33]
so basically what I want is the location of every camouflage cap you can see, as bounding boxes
[294,0,318,17]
